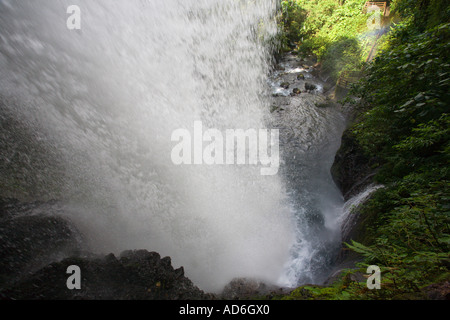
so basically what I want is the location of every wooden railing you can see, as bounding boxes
[363,2,388,16]
[336,71,362,89]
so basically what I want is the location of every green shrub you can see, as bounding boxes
[278,0,450,299]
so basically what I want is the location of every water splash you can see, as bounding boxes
[0,0,295,292]
[339,183,383,242]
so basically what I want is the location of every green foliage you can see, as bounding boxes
[394,114,450,153]
[342,1,450,299]
[279,0,307,46]
[320,36,364,80]
[351,22,450,181]
[298,0,367,56]
[277,0,450,300]
[283,284,348,300]
[391,0,450,31]
[338,177,450,298]
[279,0,374,80]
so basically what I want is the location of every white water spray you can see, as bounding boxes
[0,0,297,292]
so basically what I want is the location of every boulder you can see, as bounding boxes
[305,82,317,91]
[0,198,85,287]
[221,278,289,300]
[280,82,290,89]
[0,199,213,300]
[330,130,376,200]
[1,249,213,300]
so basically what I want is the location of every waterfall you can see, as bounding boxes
[0,0,348,293]
[0,0,296,293]
[339,183,383,243]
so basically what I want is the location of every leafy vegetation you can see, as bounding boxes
[279,0,376,80]
[278,0,450,299]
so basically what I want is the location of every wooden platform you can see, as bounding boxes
[336,71,362,90]
[363,2,389,16]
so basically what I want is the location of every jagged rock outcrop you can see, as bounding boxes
[328,127,380,274]
[0,198,85,287]
[1,250,213,300]
[331,130,376,201]
[304,82,317,91]
[0,198,213,300]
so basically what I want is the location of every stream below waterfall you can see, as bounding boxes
[267,53,348,286]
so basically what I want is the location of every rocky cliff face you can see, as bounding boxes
[327,127,379,273]
[330,129,376,201]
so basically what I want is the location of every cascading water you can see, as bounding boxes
[339,183,383,243]
[0,0,347,292]
[269,54,347,285]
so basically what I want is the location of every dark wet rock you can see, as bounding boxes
[0,198,85,287]
[0,199,213,300]
[305,82,317,91]
[280,81,290,89]
[1,249,213,300]
[274,65,284,71]
[324,268,368,287]
[348,271,366,283]
[292,88,301,95]
[331,130,376,200]
[421,281,450,300]
[270,105,285,112]
[221,278,290,300]
[329,129,380,270]
[323,268,347,286]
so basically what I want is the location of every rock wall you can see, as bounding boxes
[327,126,379,275]
[331,129,376,201]
[1,249,212,300]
